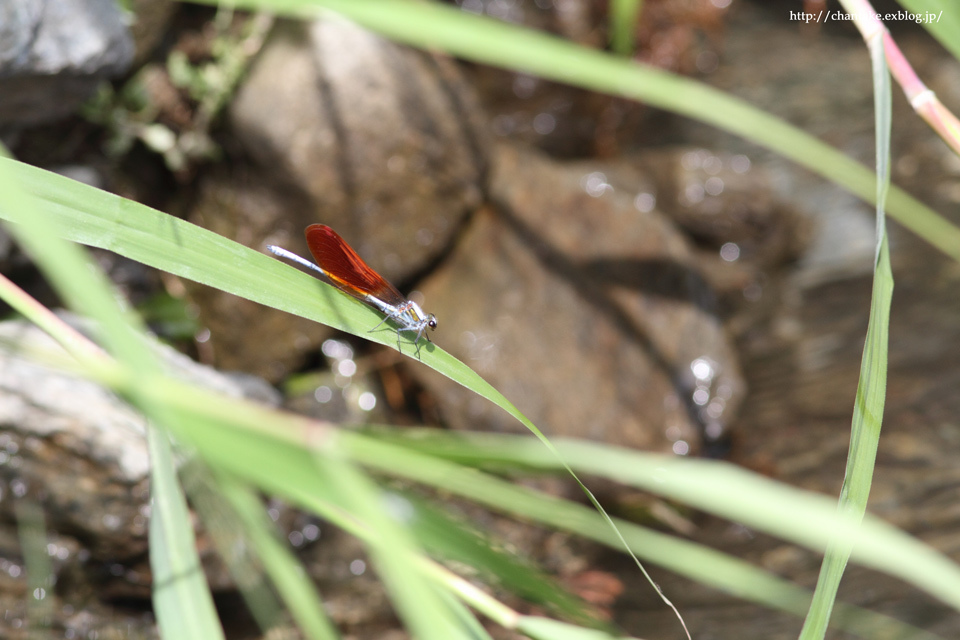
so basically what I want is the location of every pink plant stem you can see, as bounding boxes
[841,0,960,157]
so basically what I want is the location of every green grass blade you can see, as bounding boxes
[402,492,603,628]
[182,0,960,263]
[897,0,960,60]
[148,426,227,640]
[353,430,960,615]
[214,476,341,640]
[799,29,895,639]
[609,0,642,56]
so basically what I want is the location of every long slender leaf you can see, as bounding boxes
[345,430,960,615]
[799,25,896,639]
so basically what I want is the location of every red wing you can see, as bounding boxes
[305,224,405,304]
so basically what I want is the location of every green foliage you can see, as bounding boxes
[3,0,960,638]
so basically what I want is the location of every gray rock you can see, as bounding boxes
[0,313,279,560]
[228,17,488,283]
[0,0,134,125]
[415,144,748,455]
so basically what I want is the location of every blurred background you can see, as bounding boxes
[1,0,959,638]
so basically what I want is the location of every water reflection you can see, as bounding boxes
[533,112,557,134]
[581,171,613,198]
[720,242,740,262]
[633,192,656,212]
[687,356,733,441]
[349,559,367,576]
[358,391,377,411]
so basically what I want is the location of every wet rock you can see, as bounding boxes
[190,17,489,378]
[0,518,159,639]
[618,6,960,638]
[459,0,731,157]
[0,316,279,637]
[624,148,812,266]
[127,0,177,65]
[0,0,134,126]
[415,143,746,453]
[228,17,487,281]
[186,167,334,380]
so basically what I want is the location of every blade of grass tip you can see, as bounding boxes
[800,25,894,639]
[0,149,225,640]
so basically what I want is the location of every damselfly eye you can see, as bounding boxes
[428,315,438,330]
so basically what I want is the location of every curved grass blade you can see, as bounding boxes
[798,25,895,639]
[0,157,692,634]
[364,430,960,613]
